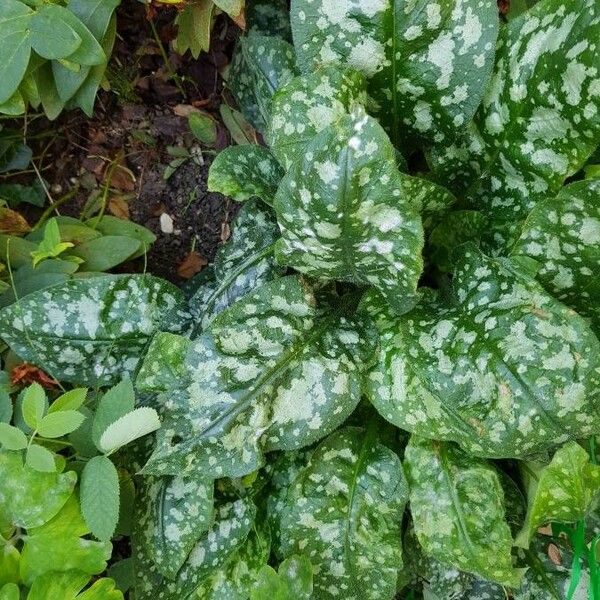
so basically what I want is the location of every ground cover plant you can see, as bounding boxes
[0,0,599,598]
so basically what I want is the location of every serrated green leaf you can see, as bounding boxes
[197,525,271,600]
[269,65,367,169]
[143,276,377,479]
[80,455,120,541]
[25,572,90,600]
[512,179,600,334]
[21,383,46,430]
[175,0,215,59]
[365,245,600,458]
[0,274,189,385]
[37,410,85,438]
[251,555,313,600]
[98,407,160,455]
[49,388,87,413]
[76,578,123,600]
[291,0,498,147]
[429,0,600,251]
[229,32,298,134]
[133,494,256,600]
[516,442,600,547]
[92,377,135,450]
[187,200,281,334]
[0,423,27,450]
[139,474,214,579]
[25,444,56,472]
[404,436,521,587]
[280,427,407,600]
[274,110,424,314]
[208,145,284,206]
[0,450,75,528]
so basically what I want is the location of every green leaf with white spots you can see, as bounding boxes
[229,32,298,134]
[0,274,189,386]
[196,524,271,600]
[404,436,521,587]
[291,0,499,147]
[364,245,600,458]
[512,179,600,334]
[133,493,256,600]
[187,200,282,335]
[279,427,408,600]
[427,210,488,272]
[516,442,600,548]
[429,0,600,251]
[274,110,424,314]
[141,474,214,579]
[250,555,313,600]
[143,276,377,479]
[269,65,367,169]
[208,145,284,206]
[0,450,76,528]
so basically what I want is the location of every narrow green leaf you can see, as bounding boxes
[21,383,46,430]
[49,388,87,413]
[280,427,407,600]
[516,441,600,547]
[0,423,27,450]
[208,145,284,206]
[81,455,120,542]
[38,410,85,438]
[25,444,56,472]
[98,408,161,455]
[274,110,424,314]
[404,436,521,587]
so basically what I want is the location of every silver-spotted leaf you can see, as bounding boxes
[251,555,313,600]
[269,65,367,169]
[279,427,408,600]
[0,450,76,528]
[429,0,600,250]
[365,245,600,458]
[144,276,377,479]
[291,0,499,146]
[229,32,298,134]
[196,524,271,600]
[512,179,600,334]
[142,475,214,579]
[133,493,256,600]
[187,200,282,335]
[516,441,600,547]
[0,274,189,385]
[274,110,424,314]
[404,436,521,587]
[207,145,284,207]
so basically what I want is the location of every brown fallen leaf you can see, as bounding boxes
[547,543,562,566]
[11,363,59,389]
[220,221,231,244]
[177,251,208,279]
[108,151,136,192]
[0,207,31,235]
[108,196,130,219]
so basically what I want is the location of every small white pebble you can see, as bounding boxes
[160,213,174,233]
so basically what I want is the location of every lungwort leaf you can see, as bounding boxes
[279,427,407,600]
[516,441,600,547]
[274,110,424,314]
[404,436,521,587]
[187,200,282,335]
[208,145,284,206]
[140,475,214,579]
[291,0,499,146]
[270,65,367,169]
[429,0,600,250]
[365,245,600,458]
[134,494,256,600]
[143,276,377,478]
[513,178,600,334]
[0,274,189,385]
[229,32,298,134]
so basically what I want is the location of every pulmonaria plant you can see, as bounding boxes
[0,0,599,598]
